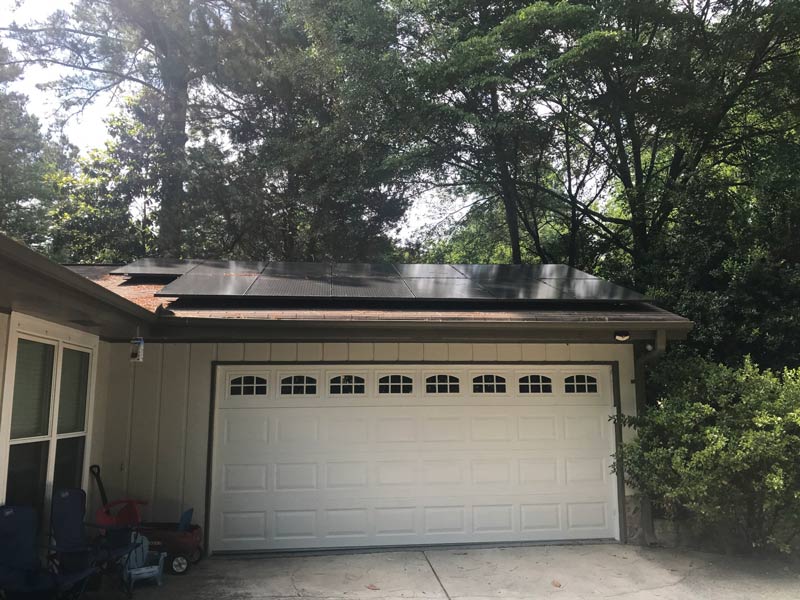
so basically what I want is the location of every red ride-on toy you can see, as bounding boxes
[90,465,204,574]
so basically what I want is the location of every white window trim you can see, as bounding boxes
[0,312,99,505]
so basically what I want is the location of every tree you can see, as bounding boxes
[194,0,414,260]
[396,0,800,281]
[0,44,75,250]
[3,0,224,255]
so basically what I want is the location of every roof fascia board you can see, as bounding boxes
[0,234,155,323]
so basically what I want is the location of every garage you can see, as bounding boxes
[2,249,693,554]
[210,363,619,552]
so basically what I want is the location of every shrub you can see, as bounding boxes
[617,356,800,553]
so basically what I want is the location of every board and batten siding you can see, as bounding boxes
[96,341,636,525]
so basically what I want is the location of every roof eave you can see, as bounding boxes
[0,234,155,324]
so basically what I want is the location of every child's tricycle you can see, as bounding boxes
[90,465,204,574]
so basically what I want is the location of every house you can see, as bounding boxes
[0,233,691,553]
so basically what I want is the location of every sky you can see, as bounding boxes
[2,0,115,153]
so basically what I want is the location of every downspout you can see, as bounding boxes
[632,329,667,545]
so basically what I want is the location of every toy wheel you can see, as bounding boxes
[169,554,190,575]
[190,548,203,564]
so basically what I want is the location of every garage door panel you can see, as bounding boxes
[211,364,618,551]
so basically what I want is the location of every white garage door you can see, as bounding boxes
[210,364,619,552]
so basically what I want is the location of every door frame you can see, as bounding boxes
[0,312,99,506]
[205,359,626,554]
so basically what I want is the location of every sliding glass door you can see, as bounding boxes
[4,334,93,517]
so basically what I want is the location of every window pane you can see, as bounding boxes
[11,339,55,439]
[53,437,86,492]
[5,441,49,515]
[57,349,90,434]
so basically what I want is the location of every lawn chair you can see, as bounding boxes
[0,505,96,600]
[49,488,137,575]
[121,534,165,595]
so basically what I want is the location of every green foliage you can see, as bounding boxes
[617,356,800,553]
[0,44,76,251]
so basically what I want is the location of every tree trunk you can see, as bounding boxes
[501,189,522,264]
[157,76,189,257]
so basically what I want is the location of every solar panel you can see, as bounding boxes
[405,278,493,299]
[331,276,413,298]
[156,273,258,296]
[332,263,399,277]
[479,280,578,301]
[110,258,202,276]
[190,260,265,275]
[454,264,600,281]
[262,262,332,277]
[246,275,332,297]
[538,278,645,301]
[528,265,601,279]
[393,264,466,278]
[138,259,643,302]
[453,264,540,281]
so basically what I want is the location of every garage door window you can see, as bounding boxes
[425,375,459,394]
[565,375,598,393]
[330,375,366,395]
[230,376,267,396]
[472,374,506,393]
[280,375,317,395]
[519,375,552,393]
[378,375,412,394]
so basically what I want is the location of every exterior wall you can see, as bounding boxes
[98,341,637,526]
[87,341,112,512]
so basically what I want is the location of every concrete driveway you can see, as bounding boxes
[133,544,799,600]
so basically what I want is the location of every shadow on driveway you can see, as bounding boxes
[108,544,798,600]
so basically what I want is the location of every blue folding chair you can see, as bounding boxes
[49,488,137,573]
[0,505,96,599]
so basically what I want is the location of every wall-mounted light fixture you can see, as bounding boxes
[130,337,144,362]
[614,330,631,342]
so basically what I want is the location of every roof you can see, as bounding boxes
[58,260,691,338]
[99,258,647,303]
[0,234,692,341]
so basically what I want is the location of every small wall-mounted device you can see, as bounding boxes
[614,330,631,342]
[130,337,145,362]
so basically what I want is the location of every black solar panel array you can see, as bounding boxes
[110,260,645,302]
[109,258,204,276]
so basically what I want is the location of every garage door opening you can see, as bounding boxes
[209,364,620,552]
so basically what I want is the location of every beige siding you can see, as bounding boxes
[98,341,638,523]
[87,341,112,512]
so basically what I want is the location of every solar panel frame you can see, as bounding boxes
[109,258,203,276]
